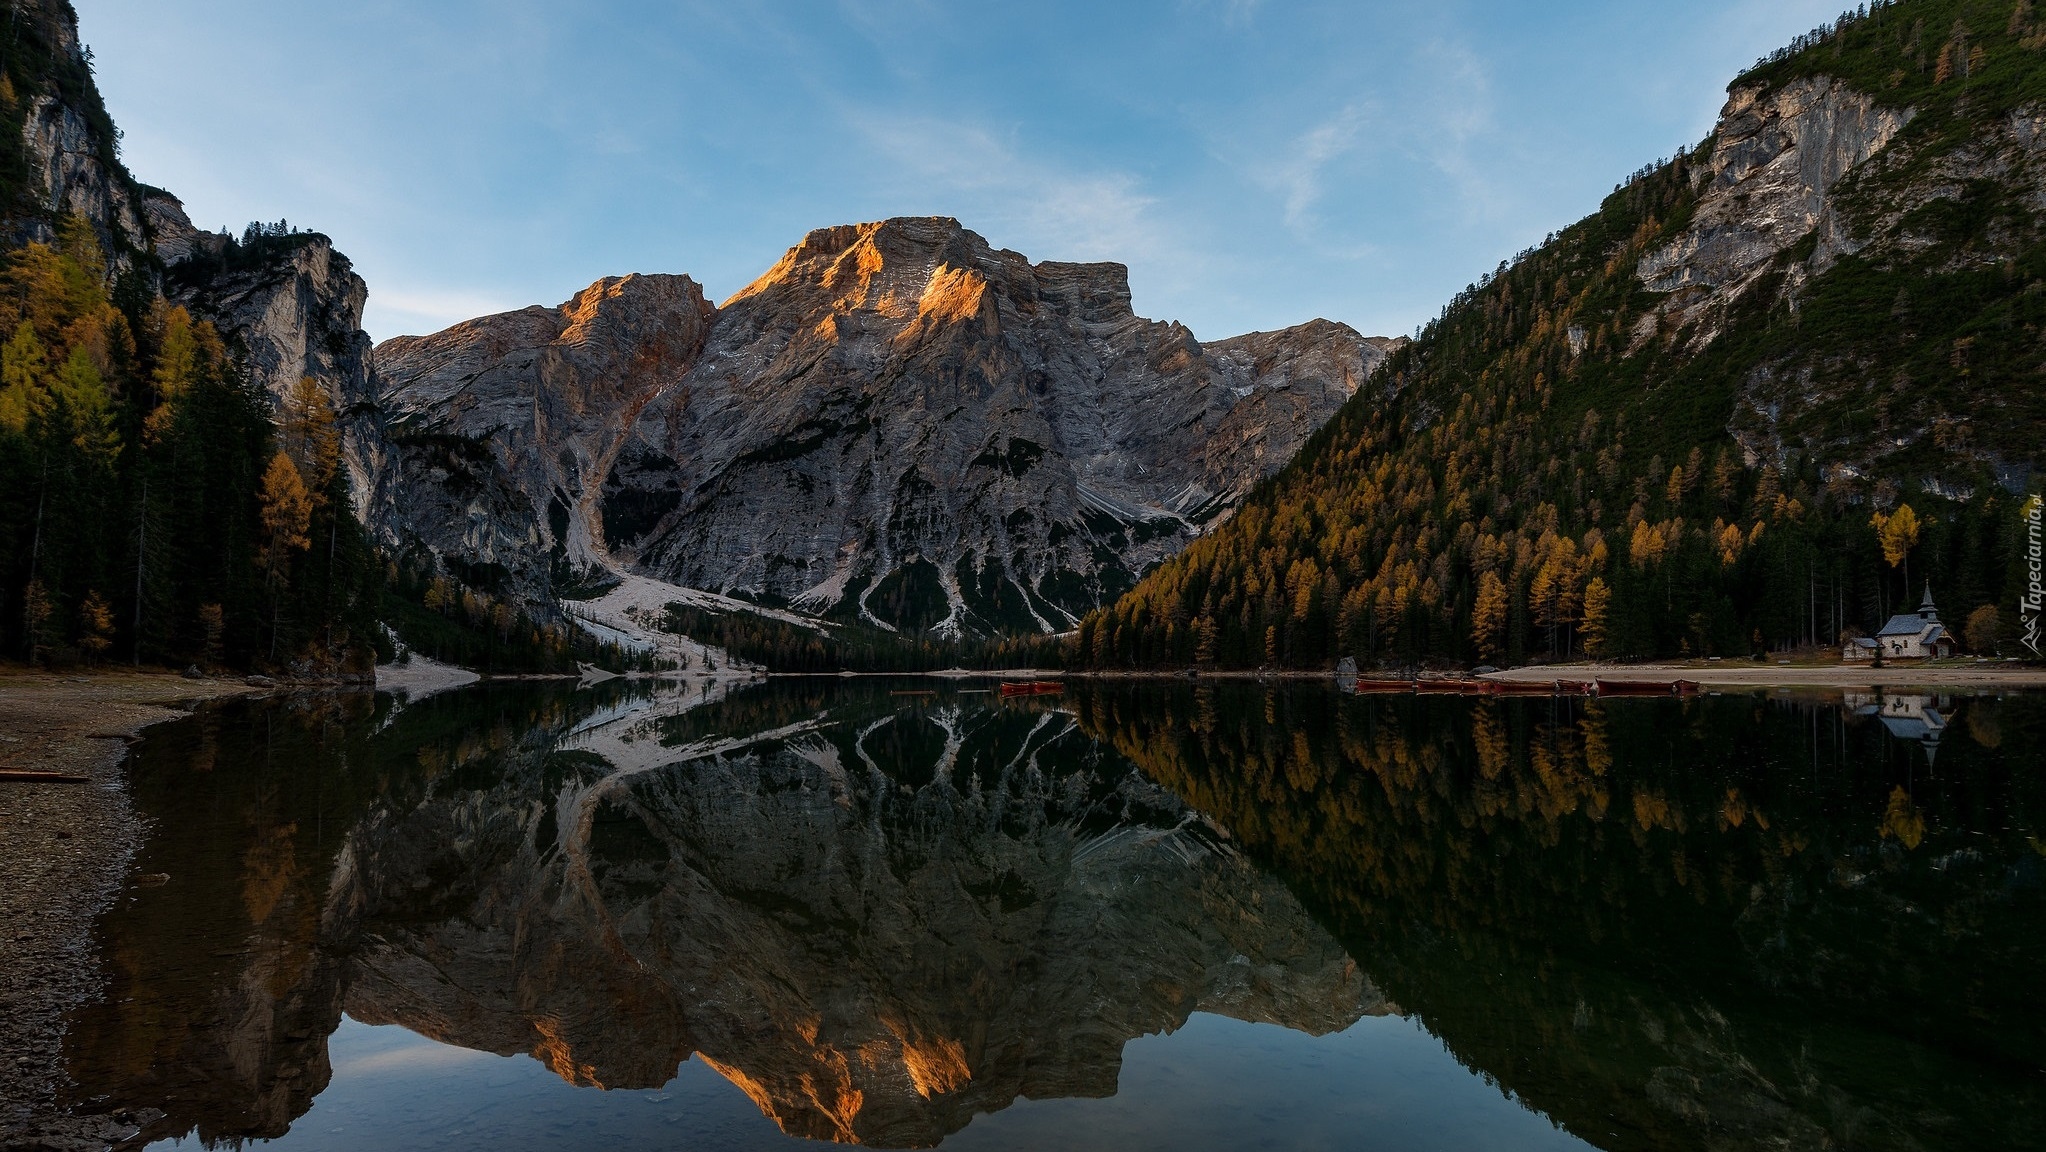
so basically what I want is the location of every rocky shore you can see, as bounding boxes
[0,668,260,1151]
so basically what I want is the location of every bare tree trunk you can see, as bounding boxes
[23,457,45,660]
[132,473,145,665]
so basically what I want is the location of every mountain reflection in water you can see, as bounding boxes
[61,681,2046,1151]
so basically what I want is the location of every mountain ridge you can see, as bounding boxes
[370,215,1400,637]
[1078,0,2046,670]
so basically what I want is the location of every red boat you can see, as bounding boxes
[1483,679,1559,696]
[998,681,1064,697]
[1348,678,1418,694]
[1594,678,1687,697]
[1414,679,1485,695]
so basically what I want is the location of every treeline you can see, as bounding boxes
[164,219,328,289]
[384,557,657,674]
[662,603,1062,673]
[0,221,382,673]
[1075,0,2045,671]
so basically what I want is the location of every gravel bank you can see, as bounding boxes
[0,668,259,1151]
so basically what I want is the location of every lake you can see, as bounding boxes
[58,678,2046,1150]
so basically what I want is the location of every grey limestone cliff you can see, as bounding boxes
[1634,62,2046,484]
[2,1,146,262]
[1638,76,1913,347]
[146,192,384,507]
[373,217,1395,632]
[373,273,716,601]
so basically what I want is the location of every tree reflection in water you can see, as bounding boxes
[1071,683,2046,1151]
[60,681,2046,1151]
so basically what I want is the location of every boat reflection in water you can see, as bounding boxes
[62,680,2046,1150]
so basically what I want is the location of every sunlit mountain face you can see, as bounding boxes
[62,681,2046,1151]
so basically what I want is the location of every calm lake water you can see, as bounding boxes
[60,679,2046,1150]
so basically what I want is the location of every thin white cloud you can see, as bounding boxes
[1262,103,1369,232]
[847,112,1178,268]
[1411,37,1513,222]
[366,287,527,341]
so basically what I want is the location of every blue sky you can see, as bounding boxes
[83,0,1846,344]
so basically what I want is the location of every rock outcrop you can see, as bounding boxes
[1633,65,2046,481]
[2,1,148,261]
[19,90,144,257]
[0,0,383,510]
[147,193,384,507]
[373,274,715,598]
[1637,76,1912,345]
[374,218,1395,632]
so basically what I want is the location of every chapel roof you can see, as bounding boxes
[1877,614,1932,637]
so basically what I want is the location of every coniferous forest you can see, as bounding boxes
[6,0,2046,677]
[1074,0,2046,671]
[0,223,382,673]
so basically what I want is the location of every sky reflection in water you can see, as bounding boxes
[249,1011,1587,1152]
[68,680,2046,1151]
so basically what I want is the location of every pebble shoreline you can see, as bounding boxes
[0,669,259,1151]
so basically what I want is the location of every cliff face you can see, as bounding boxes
[147,193,384,507]
[19,88,144,255]
[0,0,382,505]
[1632,47,2046,484]
[375,218,1394,632]
[0,1,146,260]
[1638,76,1913,344]
[373,274,716,599]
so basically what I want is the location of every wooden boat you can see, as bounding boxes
[1553,680,1596,696]
[1594,678,1680,697]
[1413,678,1474,694]
[1482,679,1559,696]
[998,681,1064,697]
[1348,678,1417,694]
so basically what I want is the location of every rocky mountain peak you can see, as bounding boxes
[727,217,989,314]
[725,216,1138,333]
[551,272,715,362]
[372,219,1394,634]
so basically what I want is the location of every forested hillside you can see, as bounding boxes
[0,219,383,671]
[0,1,615,675]
[0,3,362,673]
[1078,0,2046,669]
